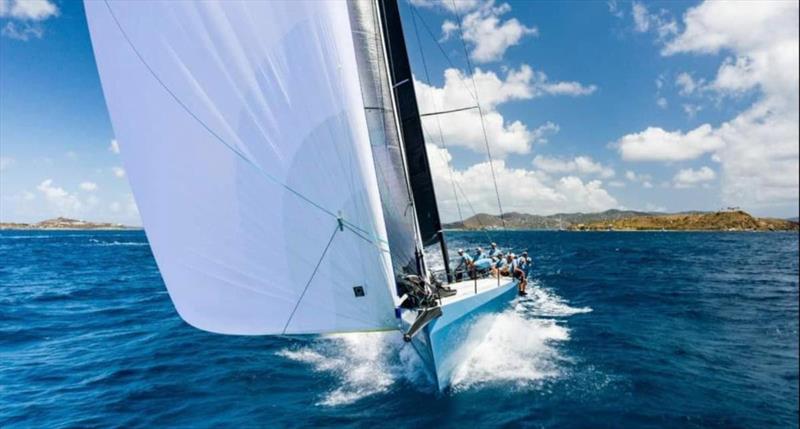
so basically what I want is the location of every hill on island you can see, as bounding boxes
[444,210,798,232]
[0,217,136,230]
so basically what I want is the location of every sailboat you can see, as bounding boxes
[85,0,518,391]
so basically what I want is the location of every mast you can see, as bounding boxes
[377,0,452,282]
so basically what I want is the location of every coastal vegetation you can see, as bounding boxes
[0,217,135,230]
[444,210,798,231]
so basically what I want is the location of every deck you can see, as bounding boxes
[439,276,516,306]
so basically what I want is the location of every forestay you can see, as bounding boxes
[85,1,399,335]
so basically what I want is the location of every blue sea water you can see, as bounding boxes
[1,229,797,428]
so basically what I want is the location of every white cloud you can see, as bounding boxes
[675,72,704,96]
[632,2,650,32]
[0,156,13,171]
[36,179,82,215]
[607,0,624,19]
[532,155,615,178]
[682,103,702,118]
[673,166,716,188]
[530,122,559,144]
[109,139,120,154]
[112,166,126,178]
[0,0,58,20]
[538,81,597,96]
[441,1,537,63]
[644,203,666,212]
[79,182,98,192]
[631,2,678,39]
[0,0,58,41]
[656,97,668,109]
[427,144,618,220]
[1,21,42,40]
[617,124,724,162]
[415,65,594,156]
[625,170,654,189]
[409,0,481,13]
[629,1,799,210]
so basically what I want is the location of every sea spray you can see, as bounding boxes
[278,283,591,403]
[277,332,430,406]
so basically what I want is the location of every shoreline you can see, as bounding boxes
[444,228,798,233]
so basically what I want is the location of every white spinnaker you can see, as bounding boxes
[85,1,399,335]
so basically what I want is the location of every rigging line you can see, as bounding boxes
[419,105,478,117]
[405,2,477,101]
[450,0,506,229]
[410,7,464,226]
[420,124,464,224]
[103,0,384,245]
[282,224,340,334]
[419,124,493,243]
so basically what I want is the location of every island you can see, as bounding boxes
[0,217,138,230]
[444,210,799,232]
[570,210,798,232]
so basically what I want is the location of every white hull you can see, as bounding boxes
[402,277,518,390]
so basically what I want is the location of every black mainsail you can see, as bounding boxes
[377,0,452,278]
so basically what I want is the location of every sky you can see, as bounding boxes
[0,0,797,225]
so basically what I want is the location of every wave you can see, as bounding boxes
[88,239,148,246]
[516,282,593,317]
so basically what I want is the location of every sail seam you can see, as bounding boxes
[102,0,387,248]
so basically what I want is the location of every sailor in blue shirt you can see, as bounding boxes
[507,253,528,296]
[517,251,531,272]
[472,247,493,273]
[455,248,474,281]
[488,242,502,258]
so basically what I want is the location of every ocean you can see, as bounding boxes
[1,230,797,428]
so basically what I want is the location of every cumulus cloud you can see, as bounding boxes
[427,144,618,220]
[109,139,120,154]
[79,182,98,192]
[112,166,126,178]
[623,1,799,211]
[617,125,724,162]
[0,0,58,41]
[0,0,58,20]
[440,1,537,63]
[36,179,83,215]
[532,155,615,178]
[673,166,716,188]
[415,65,594,156]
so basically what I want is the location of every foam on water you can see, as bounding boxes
[277,332,430,406]
[516,282,593,317]
[278,283,590,404]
